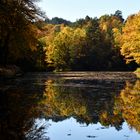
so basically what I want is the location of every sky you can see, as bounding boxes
[37,0,140,22]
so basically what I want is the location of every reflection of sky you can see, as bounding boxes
[36,117,140,140]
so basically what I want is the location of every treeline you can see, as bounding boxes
[0,1,139,71]
[38,10,139,71]
[45,17,72,25]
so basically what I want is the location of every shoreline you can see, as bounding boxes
[0,65,23,78]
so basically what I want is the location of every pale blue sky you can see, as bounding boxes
[37,0,140,21]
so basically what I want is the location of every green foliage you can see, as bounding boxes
[114,10,124,22]
[99,13,126,69]
[134,68,140,78]
[45,17,72,25]
[135,68,140,73]
[45,26,87,71]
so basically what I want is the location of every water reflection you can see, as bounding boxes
[41,78,140,140]
[0,72,140,140]
[41,79,140,132]
[0,77,49,140]
[114,80,140,133]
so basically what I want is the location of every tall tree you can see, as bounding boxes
[121,13,140,65]
[0,0,44,65]
[99,13,125,70]
[114,10,124,22]
[45,26,86,71]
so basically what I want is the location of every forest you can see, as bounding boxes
[0,1,140,140]
[0,0,140,72]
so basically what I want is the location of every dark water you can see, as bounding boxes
[0,72,140,140]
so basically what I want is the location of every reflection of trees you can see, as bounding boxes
[1,76,139,140]
[0,83,49,140]
[25,121,49,140]
[114,80,140,133]
[41,79,125,130]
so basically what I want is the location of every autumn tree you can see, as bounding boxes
[121,13,140,66]
[45,26,87,71]
[99,12,126,70]
[0,0,44,66]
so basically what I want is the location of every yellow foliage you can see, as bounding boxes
[121,13,140,65]
[116,80,140,132]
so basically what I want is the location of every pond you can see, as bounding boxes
[0,72,140,140]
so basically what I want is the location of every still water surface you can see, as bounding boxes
[0,72,140,140]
